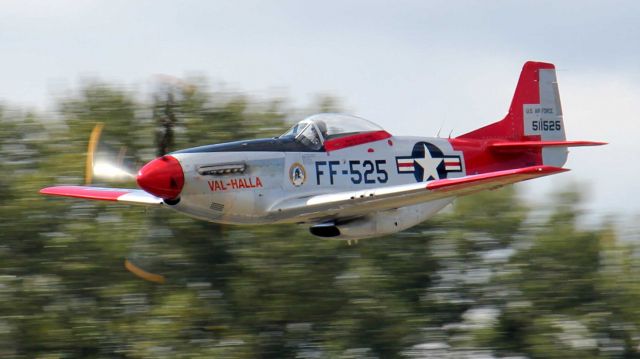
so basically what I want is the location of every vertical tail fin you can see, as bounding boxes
[452,61,604,174]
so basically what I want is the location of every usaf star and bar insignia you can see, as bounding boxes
[396,142,463,182]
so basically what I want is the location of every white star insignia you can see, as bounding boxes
[413,144,442,181]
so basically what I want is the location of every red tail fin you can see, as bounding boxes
[450,61,603,174]
[459,61,558,142]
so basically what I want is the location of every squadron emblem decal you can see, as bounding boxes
[289,162,306,187]
[396,142,462,182]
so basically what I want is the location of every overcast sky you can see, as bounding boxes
[1,0,638,224]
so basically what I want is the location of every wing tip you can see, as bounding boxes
[39,186,75,197]
[534,165,570,174]
[38,185,129,202]
[40,185,163,206]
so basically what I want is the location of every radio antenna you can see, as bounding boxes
[436,118,446,138]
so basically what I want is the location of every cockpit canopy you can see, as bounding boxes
[280,113,386,150]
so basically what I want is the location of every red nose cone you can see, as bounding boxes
[136,155,184,200]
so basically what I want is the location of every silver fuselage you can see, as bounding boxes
[169,136,465,225]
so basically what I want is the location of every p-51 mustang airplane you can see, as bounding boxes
[41,61,604,241]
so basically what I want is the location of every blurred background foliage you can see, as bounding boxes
[0,78,637,358]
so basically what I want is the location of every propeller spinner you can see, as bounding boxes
[136,155,184,200]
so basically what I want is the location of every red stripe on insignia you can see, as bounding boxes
[398,162,414,167]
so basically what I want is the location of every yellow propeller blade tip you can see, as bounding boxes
[124,259,166,284]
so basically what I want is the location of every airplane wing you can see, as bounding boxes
[269,165,567,221]
[40,186,164,206]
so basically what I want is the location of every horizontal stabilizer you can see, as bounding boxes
[40,186,163,206]
[490,140,607,151]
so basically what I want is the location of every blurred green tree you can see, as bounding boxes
[0,80,635,359]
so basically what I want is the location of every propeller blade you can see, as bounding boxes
[93,150,137,182]
[86,122,139,184]
[124,220,174,284]
[125,258,166,284]
[85,102,192,284]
